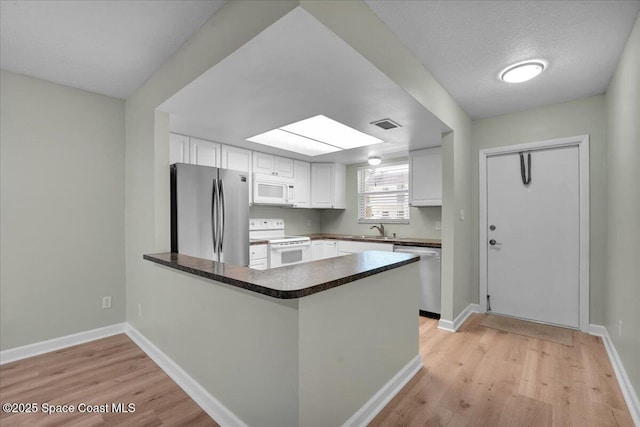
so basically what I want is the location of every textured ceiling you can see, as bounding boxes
[365,0,640,119]
[0,0,225,99]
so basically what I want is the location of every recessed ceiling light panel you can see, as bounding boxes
[247,129,341,156]
[281,115,383,149]
[500,60,547,83]
[247,114,383,156]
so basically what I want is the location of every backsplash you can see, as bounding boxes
[249,206,322,235]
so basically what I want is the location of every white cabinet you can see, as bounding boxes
[221,145,252,173]
[221,145,252,204]
[170,133,190,164]
[253,152,294,178]
[337,240,394,256]
[293,160,310,208]
[249,244,268,270]
[311,240,338,260]
[311,163,346,209]
[409,146,442,206]
[170,133,221,167]
[190,137,221,167]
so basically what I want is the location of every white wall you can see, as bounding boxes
[0,70,125,350]
[471,95,607,323]
[605,13,640,401]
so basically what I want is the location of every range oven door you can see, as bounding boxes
[269,241,311,268]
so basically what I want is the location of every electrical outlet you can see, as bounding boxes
[435,221,442,230]
[459,209,465,221]
[138,303,143,318]
[102,296,112,309]
[618,320,623,337]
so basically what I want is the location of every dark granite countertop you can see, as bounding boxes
[143,251,419,299]
[301,233,442,248]
[250,239,268,245]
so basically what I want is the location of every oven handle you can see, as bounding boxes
[270,242,311,250]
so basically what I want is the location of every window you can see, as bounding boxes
[358,162,409,223]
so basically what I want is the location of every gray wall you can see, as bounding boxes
[604,13,640,401]
[320,162,442,239]
[0,71,126,350]
[471,95,607,324]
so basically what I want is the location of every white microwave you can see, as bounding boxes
[253,174,295,205]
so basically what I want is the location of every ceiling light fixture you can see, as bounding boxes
[500,60,547,83]
[368,156,382,166]
[247,115,383,156]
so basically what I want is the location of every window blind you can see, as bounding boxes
[357,162,409,223]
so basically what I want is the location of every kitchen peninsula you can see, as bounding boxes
[144,251,422,427]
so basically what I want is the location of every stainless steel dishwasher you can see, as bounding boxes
[393,245,441,318]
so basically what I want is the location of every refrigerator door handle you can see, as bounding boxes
[218,179,225,254]
[211,179,218,255]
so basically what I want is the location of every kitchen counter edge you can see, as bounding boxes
[302,233,441,248]
[143,251,420,299]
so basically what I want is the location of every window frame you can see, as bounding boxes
[357,160,410,224]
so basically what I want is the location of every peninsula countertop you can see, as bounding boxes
[143,251,419,299]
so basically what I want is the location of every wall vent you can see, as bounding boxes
[370,118,401,130]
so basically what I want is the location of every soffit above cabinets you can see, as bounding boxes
[158,7,451,166]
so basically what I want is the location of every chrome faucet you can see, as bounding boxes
[370,223,385,237]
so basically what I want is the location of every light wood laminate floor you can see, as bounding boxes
[0,334,217,426]
[0,315,633,426]
[371,314,634,426]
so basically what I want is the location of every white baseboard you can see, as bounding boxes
[588,324,640,426]
[342,354,423,427]
[0,323,126,365]
[124,324,247,427]
[438,303,481,332]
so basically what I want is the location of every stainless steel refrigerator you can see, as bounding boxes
[171,163,249,266]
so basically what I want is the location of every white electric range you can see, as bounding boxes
[249,219,311,268]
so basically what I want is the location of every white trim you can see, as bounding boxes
[0,323,126,365]
[342,354,423,427]
[479,135,590,332]
[588,324,640,426]
[124,324,247,427]
[437,304,482,332]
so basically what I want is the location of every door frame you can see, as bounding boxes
[479,135,590,332]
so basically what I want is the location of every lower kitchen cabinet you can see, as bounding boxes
[249,244,268,270]
[338,240,394,255]
[311,240,338,260]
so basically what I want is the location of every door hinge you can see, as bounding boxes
[487,294,492,311]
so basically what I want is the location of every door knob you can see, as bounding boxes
[489,239,502,246]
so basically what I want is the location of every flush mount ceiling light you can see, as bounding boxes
[247,115,383,156]
[368,156,382,166]
[500,60,547,83]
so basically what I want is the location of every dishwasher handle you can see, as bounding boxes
[393,246,439,257]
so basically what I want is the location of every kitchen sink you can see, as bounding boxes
[360,236,394,240]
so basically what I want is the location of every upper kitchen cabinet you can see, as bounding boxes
[253,152,294,178]
[221,145,252,173]
[293,160,310,208]
[169,133,190,164]
[190,137,221,168]
[221,145,252,204]
[169,133,221,168]
[409,146,442,206]
[311,163,346,209]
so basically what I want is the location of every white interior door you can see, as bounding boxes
[486,146,580,328]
